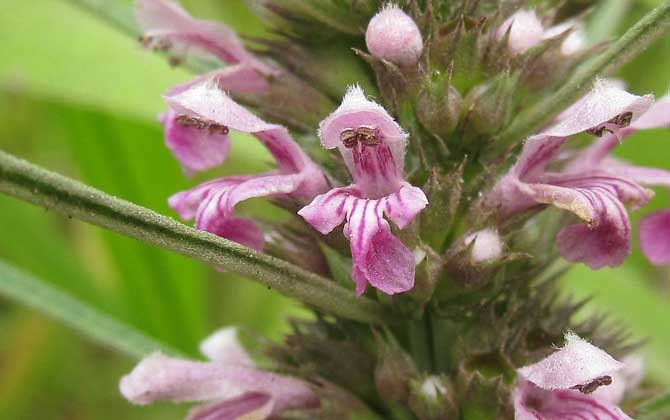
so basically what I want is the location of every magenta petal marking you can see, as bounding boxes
[318,85,407,198]
[299,183,427,295]
[161,108,231,176]
[639,209,670,265]
[187,392,273,420]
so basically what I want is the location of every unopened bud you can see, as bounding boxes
[374,335,418,402]
[417,80,463,138]
[464,228,503,263]
[496,9,544,55]
[365,4,423,66]
[464,75,518,135]
[409,376,458,420]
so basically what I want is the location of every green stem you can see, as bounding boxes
[0,259,183,359]
[0,151,394,325]
[494,1,670,151]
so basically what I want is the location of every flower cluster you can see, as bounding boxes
[121,0,670,418]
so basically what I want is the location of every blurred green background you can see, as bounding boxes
[0,1,668,419]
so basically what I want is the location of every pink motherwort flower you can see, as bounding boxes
[497,9,585,55]
[639,209,670,265]
[167,80,328,250]
[120,328,319,419]
[137,0,275,175]
[298,86,428,296]
[486,81,669,269]
[365,4,424,67]
[514,332,635,420]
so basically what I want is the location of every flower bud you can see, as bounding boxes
[464,228,503,263]
[416,79,463,138]
[374,334,418,402]
[408,376,458,420]
[496,9,544,55]
[365,4,423,66]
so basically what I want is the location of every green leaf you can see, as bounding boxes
[0,259,183,359]
[637,393,670,420]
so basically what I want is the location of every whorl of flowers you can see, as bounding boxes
[116,0,670,419]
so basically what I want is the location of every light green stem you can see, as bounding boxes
[0,259,183,359]
[495,1,670,150]
[0,151,394,324]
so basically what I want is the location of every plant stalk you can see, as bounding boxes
[0,151,394,325]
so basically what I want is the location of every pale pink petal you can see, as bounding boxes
[318,85,407,198]
[544,80,653,138]
[639,209,670,265]
[161,108,231,176]
[496,9,544,55]
[382,183,428,229]
[297,186,361,235]
[464,228,503,262]
[188,393,273,420]
[136,0,270,72]
[542,21,586,55]
[199,327,255,366]
[365,4,423,66]
[513,379,633,420]
[518,332,623,390]
[119,353,318,415]
[591,354,644,406]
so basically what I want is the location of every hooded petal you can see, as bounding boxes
[119,352,318,415]
[200,327,255,366]
[161,108,231,176]
[318,85,407,198]
[545,79,653,138]
[136,0,271,73]
[518,332,623,390]
[639,209,670,265]
[513,379,633,420]
[496,9,545,55]
[299,183,427,295]
[187,392,273,420]
[592,354,645,405]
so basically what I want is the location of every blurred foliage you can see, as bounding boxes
[0,0,667,419]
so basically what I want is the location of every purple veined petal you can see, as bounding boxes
[297,186,362,235]
[555,189,631,269]
[187,393,274,420]
[496,9,545,55]
[639,209,670,265]
[365,4,423,66]
[602,158,670,188]
[206,217,265,252]
[136,0,272,73]
[382,182,429,229]
[169,176,253,220]
[345,198,415,295]
[318,85,408,198]
[513,379,633,420]
[464,228,504,262]
[161,108,231,176]
[518,332,624,390]
[119,353,319,415]
[199,327,255,367]
[544,79,654,138]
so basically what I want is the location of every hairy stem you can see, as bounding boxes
[0,259,184,359]
[0,151,394,324]
[494,1,670,150]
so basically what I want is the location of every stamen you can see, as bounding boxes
[569,375,612,394]
[176,115,228,134]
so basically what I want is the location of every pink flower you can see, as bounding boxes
[167,80,328,250]
[299,86,428,296]
[513,332,633,420]
[487,81,657,269]
[497,9,586,55]
[120,328,319,419]
[136,0,272,74]
[365,4,423,66]
[639,209,670,265]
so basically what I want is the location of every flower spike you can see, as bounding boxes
[301,86,427,295]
